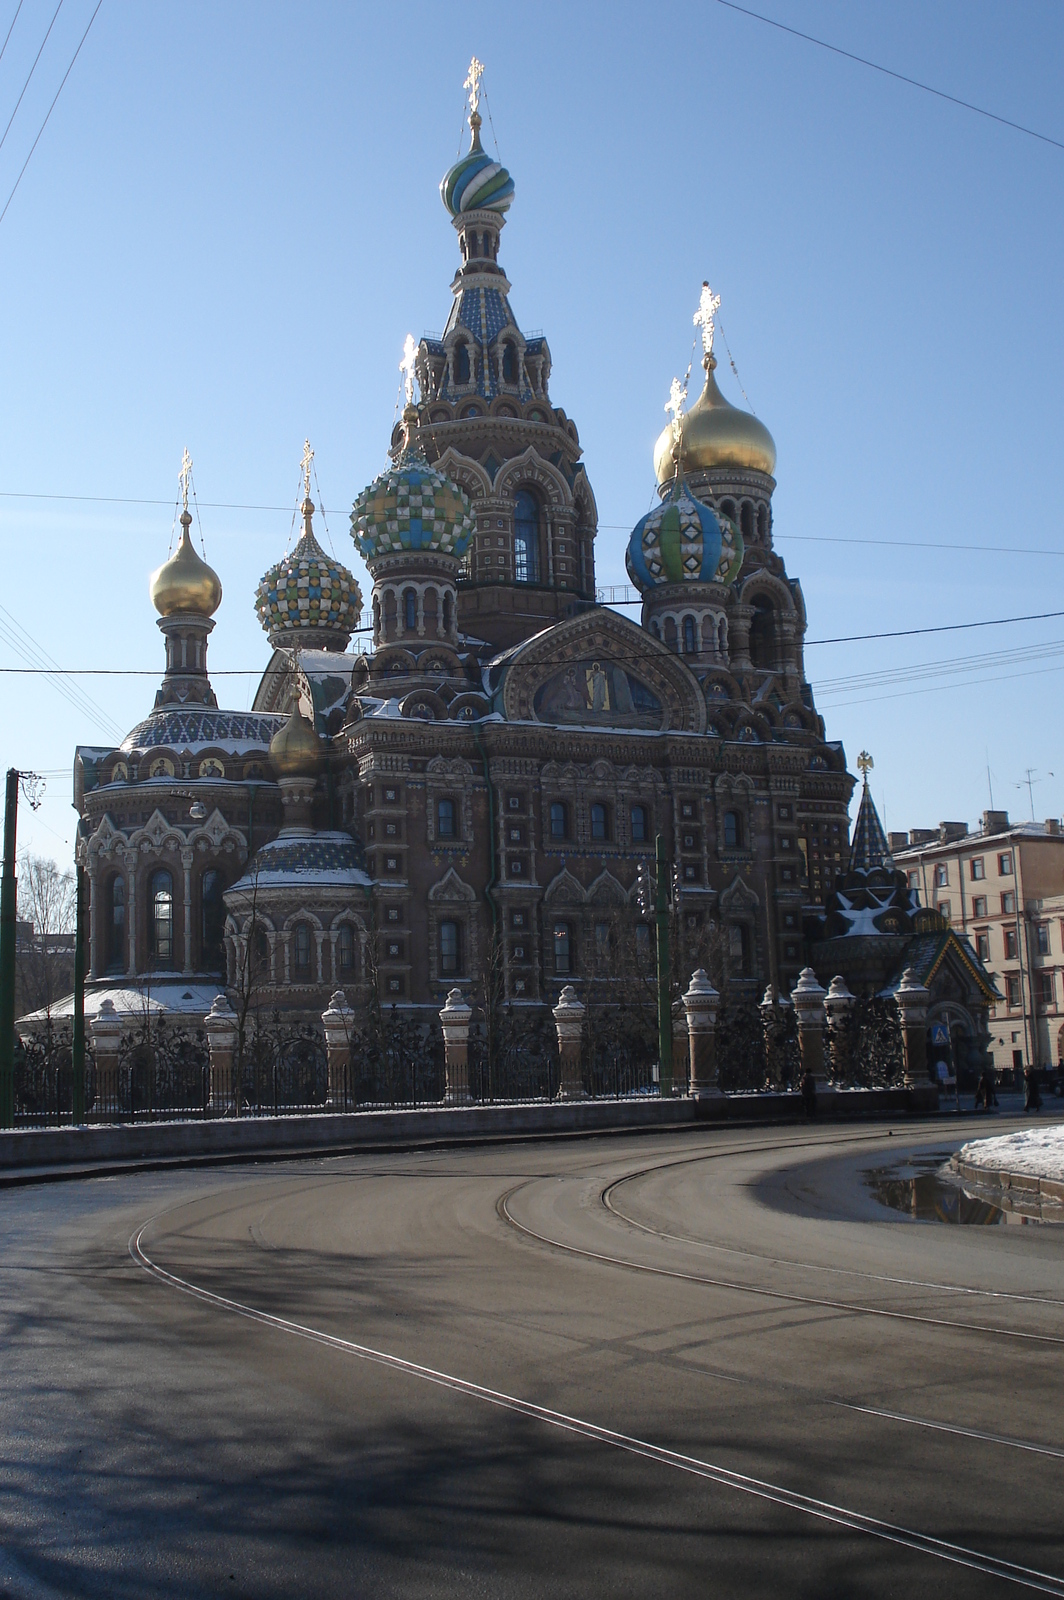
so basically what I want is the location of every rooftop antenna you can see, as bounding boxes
[1015,767,1054,822]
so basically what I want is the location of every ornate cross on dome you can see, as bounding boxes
[179,448,193,514]
[301,438,314,501]
[399,333,418,405]
[857,750,874,782]
[665,375,687,450]
[464,56,484,116]
[693,280,721,358]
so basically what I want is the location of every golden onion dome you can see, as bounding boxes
[268,704,323,778]
[150,512,223,617]
[654,358,776,484]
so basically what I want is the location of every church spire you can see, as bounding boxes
[849,752,892,872]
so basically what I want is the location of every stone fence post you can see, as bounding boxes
[824,975,857,1084]
[790,968,828,1091]
[203,993,239,1116]
[553,986,586,1101]
[894,968,931,1088]
[439,988,473,1104]
[321,990,355,1110]
[682,969,721,1097]
[759,984,791,1087]
[89,998,122,1119]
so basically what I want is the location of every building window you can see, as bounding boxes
[727,923,749,977]
[502,341,517,382]
[513,490,540,583]
[337,924,356,976]
[1037,971,1055,1005]
[437,797,457,839]
[550,801,568,840]
[454,342,471,384]
[682,616,697,654]
[631,804,648,843]
[998,852,1013,875]
[1004,927,1018,959]
[1007,974,1022,1006]
[149,869,173,965]
[594,920,610,953]
[723,811,743,850]
[439,919,460,977]
[975,931,990,961]
[106,875,125,972]
[201,869,226,973]
[1037,924,1051,955]
[970,857,985,881]
[973,895,987,918]
[293,922,313,981]
[937,901,951,921]
[404,589,417,632]
[907,870,920,891]
[934,863,948,887]
[1002,891,1016,915]
[552,921,573,976]
[590,803,609,842]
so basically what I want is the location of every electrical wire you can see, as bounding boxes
[0,0,25,72]
[0,0,103,230]
[0,0,61,162]
[711,0,1064,154]
[0,601,125,739]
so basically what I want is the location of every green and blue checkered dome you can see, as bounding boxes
[441,145,514,216]
[255,526,361,640]
[625,477,744,593]
[350,447,476,564]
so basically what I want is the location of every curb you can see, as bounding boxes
[951,1157,1064,1207]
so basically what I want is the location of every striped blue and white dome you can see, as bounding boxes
[625,478,744,592]
[441,134,514,217]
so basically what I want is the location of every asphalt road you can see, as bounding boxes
[2,1114,1063,1599]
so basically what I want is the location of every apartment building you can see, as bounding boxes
[890,812,1064,1077]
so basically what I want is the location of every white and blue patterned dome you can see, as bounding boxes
[441,122,514,217]
[625,476,744,593]
[256,502,361,646]
[351,419,476,566]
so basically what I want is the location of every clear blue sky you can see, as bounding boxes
[1,0,1062,860]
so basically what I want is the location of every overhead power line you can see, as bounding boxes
[712,0,1064,153]
[0,0,63,165]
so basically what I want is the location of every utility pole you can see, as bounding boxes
[0,770,19,1127]
[655,834,672,1096]
[71,863,86,1124]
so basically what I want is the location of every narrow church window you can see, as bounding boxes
[727,924,748,976]
[439,919,460,976]
[553,921,572,975]
[437,797,457,839]
[293,922,313,981]
[502,342,517,383]
[337,924,356,975]
[454,343,471,384]
[682,616,697,654]
[106,876,125,972]
[404,589,417,632]
[590,803,609,842]
[513,490,539,583]
[631,804,648,843]
[724,811,743,850]
[149,870,173,964]
[550,801,568,840]
[201,869,226,973]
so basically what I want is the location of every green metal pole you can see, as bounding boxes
[0,769,19,1128]
[655,833,672,1096]
[71,864,86,1124]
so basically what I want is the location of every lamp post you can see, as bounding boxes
[638,834,675,1096]
[0,768,43,1128]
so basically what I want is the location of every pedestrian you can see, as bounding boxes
[800,1067,816,1118]
[1024,1065,1042,1113]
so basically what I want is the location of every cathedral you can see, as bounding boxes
[68,69,862,1036]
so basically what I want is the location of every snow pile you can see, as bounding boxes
[958,1124,1064,1182]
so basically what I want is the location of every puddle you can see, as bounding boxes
[864,1149,1061,1226]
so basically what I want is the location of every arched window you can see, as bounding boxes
[502,342,517,383]
[590,803,609,842]
[293,922,313,981]
[630,805,648,844]
[513,490,539,583]
[550,801,568,840]
[740,501,754,540]
[663,617,678,652]
[454,343,471,385]
[201,869,226,973]
[149,869,173,965]
[404,589,417,633]
[727,924,750,977]
[437,797,457,839]
[552,920,573,976]
[106,875,125,972]
[252,925,270,980]
[442,591,452,634]
[749,600,775,671]
[757,502,769,541]
[439,919,460,976]
[337,923,356,977]
[724,811,743,850]
[720,498,737,523]
[682,616,697,655]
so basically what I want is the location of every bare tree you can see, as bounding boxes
[15,854,76,1017]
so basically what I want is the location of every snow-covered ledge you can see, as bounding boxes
[952,1124,1064,1207]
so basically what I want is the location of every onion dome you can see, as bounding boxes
[441,111,514,217]
[654,358,776,483]
[626,473,744,592]
[255,495,361,647]
[150,511,222,617]
[350,406,476,565]
[268,704,323,778]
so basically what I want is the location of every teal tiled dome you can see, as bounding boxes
[351,437,475,565]
[255,516,361,644]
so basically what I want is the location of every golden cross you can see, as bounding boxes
[693,280,721,357]
[301,438,314,500]
[464,56,484,116]
[179,448,193,514]
[399,334,418,405]
[857,750,874,781]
